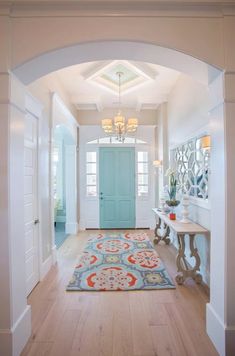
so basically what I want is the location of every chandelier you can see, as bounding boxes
[101,72,138,142]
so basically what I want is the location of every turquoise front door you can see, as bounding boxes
[99,147,135,229]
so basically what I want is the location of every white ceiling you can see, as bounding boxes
[54,60,180,112]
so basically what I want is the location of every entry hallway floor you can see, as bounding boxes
[21,230,218,356]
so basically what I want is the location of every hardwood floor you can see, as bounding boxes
[21,230,218,356]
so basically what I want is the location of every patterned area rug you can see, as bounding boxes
[67,232,175,291]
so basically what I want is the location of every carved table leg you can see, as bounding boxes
[153,218,171,245]
[153,217,161,244]
[162,223,171,245]
[189,234,202,284]
[175,233,202,285]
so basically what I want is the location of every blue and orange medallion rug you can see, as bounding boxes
[67,232,175,291]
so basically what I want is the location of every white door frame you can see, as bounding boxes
[24,111,40,295]
[25,93,46,282]
[79,126,156,229]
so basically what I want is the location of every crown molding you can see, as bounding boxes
[0,1,235,18]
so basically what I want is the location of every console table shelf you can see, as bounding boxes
[152,208,209,285]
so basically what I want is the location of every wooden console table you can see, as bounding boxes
[152,208,209,285]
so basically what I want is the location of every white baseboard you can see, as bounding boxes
[206,303,225,356]
[12,305,31,356]
[0,305,31,356]
[79,218,86,230]
[65,222,78,234]
[40,254,52,280]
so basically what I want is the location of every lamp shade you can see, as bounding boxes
[127,118,138,132]
[153,160,162,168]
[127,118,138,127]
[201,135,211,149]
[102,118,112,127]
[114,115,125,127]
[102,119,113,133]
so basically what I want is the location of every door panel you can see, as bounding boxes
[102,150,116,196]
[99,147,135,228]
[119,200,132,221]
[103,200,116,222]
[24,113,39,295]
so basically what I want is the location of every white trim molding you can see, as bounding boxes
[39,244,57,281]
[206,303,225,356]
[0,306,31,356]
[40,255,53,281]
[2,1,235,18]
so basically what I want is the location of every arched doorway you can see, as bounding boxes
[13,40,220,86]
[2,34,232,356]
[14,41,223,354]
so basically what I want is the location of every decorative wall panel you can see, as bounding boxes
[172,137,210,200]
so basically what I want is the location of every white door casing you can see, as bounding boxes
[24,112,39,295]
[79,126,156,229]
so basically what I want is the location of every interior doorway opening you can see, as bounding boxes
[52,124,77,248]
[13,40,225,356]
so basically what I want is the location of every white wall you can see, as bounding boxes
[156,103,169,195]
[28,73,77,119]
[165,74,211,285]
[168,74,210,147]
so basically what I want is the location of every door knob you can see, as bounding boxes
[34,219,39,224]
[100,197,103,200]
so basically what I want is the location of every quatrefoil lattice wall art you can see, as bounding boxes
[172,136,210,200]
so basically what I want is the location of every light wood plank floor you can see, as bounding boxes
[21,230,218,356]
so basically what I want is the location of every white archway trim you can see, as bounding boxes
[13,41,221,85]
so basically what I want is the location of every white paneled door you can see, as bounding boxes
[24,113,39,295]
